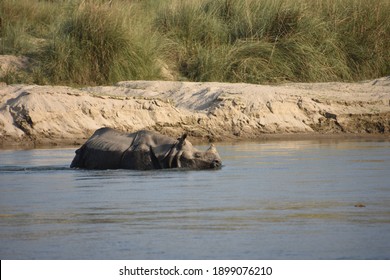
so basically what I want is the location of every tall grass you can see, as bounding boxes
[42,1,162,85]
[0,0,389,85]
[155,0,389,83]
[0,0,56,54]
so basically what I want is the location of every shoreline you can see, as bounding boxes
[1,78,390,149]
[1,133,390,150]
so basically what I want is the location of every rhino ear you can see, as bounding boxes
[177,133,187,145]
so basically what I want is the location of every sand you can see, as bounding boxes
[1,76,389,148]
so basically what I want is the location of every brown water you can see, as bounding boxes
[0,139,389,259]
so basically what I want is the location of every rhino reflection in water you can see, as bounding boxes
[70,127,222,170]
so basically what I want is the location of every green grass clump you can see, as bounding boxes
[1,0,163,85]
[0,0,389,85]
[43,2,161,85]
[0,0,56,54]
[155,0,389,83]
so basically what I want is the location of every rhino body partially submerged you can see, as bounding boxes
[70,127,222,170]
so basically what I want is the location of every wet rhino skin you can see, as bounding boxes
[70,127,222,170]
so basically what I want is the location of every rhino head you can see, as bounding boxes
[155,133,222,169]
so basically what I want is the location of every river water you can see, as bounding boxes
[0,139,389,259]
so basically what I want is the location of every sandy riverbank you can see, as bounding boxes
[1,77,390,148]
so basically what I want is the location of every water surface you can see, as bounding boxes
[0,139,389,259]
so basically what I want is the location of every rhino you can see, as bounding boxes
[70,127,222,170]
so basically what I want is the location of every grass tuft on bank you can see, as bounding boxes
[1,0,389,85]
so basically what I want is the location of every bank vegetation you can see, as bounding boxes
[1,0,389,86]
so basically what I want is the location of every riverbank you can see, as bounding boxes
[2,0,390,86]
[1,78,390,148]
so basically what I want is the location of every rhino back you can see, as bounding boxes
[85,127,135,151]
[73,127,135,169]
